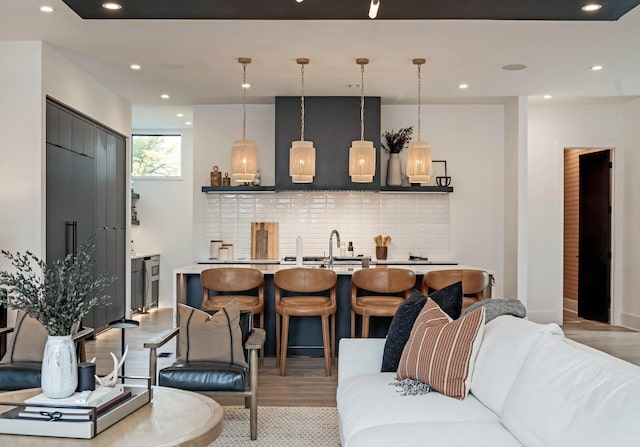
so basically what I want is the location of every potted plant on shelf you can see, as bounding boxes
[0,240,112,398]
[381,126,413,186]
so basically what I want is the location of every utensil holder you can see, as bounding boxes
[375,246,388,260]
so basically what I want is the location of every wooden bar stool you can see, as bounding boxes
[201,267,265,363]
[274,268,337,377]
[422,269,491,312]
[350,267,416,338]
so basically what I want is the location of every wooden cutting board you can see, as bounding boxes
[251,222,279,260]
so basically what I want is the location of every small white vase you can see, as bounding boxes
[386,153,403,186]
[41,335,78,399]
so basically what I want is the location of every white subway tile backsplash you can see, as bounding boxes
[204,191,450,261]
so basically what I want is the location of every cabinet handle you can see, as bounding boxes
[65,221,78,258]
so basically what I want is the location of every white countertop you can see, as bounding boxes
[174,263,487,276]
[130,252,161,260]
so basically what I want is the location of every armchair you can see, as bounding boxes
[0,313,94,391]
[145,306,265,440]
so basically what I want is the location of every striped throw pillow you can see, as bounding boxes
[396,298,485,399]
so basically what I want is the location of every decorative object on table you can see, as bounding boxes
[349,58,376,183]
[421,160,449,186]
[231,58,258,184]
[290,58,316,183]
[406,58,434,184]
[0,240,112,398]
[210,165,222,186]
[222,172,231,186]
[252,165,261,186]
[382,127,413,187]
[374,234,391,260]
[77,362,96,392]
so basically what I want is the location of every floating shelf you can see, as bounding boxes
[201,186,276,193]
[379,186,454,193]
[201,185,453,193]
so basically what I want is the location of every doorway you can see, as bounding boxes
[563,148,612,323]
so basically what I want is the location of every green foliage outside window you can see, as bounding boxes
[132,134,181,177]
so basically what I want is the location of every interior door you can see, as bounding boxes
[578,150,611,322]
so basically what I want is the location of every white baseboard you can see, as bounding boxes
[563,298,578,314]
[620,312,640,331]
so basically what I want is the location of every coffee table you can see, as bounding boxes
[0,386,223,446]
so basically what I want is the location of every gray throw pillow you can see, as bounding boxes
[461,298,526,323]
[381,282,463,372]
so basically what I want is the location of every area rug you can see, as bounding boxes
[210,406,340,446]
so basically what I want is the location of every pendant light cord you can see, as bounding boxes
[300,63,305,141]
[417,63,421,141]
[242,63,247,139]
[360,63,365,141]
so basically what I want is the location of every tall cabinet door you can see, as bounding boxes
[72,152,95,248]
[46,144,73,264]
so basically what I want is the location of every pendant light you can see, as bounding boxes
[231,57,258,184]
[349,58,376,183]
[406,58,432,184]
[290,58,316,183]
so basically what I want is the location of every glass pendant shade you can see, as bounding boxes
[231,138,258,183]
[406,141,432,183]
[349,140,376,183]
[290,140,315,183]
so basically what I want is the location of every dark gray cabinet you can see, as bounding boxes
[46,98,126,332]
[275,96,381,191]
[131,258,144,311]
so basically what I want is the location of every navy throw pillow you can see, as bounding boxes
[380,281,463,372]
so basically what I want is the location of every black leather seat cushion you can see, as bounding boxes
[0,362,42,391]
[158,361,247,392]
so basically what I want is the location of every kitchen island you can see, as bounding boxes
[172,262,491,357]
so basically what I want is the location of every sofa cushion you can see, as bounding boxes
[501,332,640,447]
[158,361,247,392]
[338,372,499,447]
[381,283,462,372]
[396,299,485,399]
[347,421,523,447]
[470,315,563,416]
[1,310,48,364]
[177,300,248,367]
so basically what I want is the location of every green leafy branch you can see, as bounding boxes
[381,127,414,154]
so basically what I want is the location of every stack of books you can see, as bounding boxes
[19,384,131,421]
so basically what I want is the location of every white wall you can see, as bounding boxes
[131,129,194,308]
[622,98,640,329]
[0,41,44,262]
[527,104,625,325]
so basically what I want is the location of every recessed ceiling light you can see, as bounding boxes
[40,6,54,13]
[185,121,192,125]
[458,83,468,89]
[296,0,304,3]
[176,113,184,117]
[543,94,552,99]
[581,3,602,12]
[102,2,122,10]
[502,64,528,71]
[346,84,360,89]
[590,65,603,71]
[160,94,170,99]
[130,64,141,70]
[241,82,251,89]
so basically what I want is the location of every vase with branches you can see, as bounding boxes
[382,127,414,186]
[0,239,113,397]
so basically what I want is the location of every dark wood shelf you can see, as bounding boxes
[379,185,454,193]
[201,186,276,193]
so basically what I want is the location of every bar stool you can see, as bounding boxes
[201,267,265,363]
[422,269,491,312]
[274,268,337,377]
[350,267,416,338]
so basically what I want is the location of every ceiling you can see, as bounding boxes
[1,0,640,128]
[60,0,640,21]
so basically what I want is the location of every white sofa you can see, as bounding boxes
[337,315,640,447]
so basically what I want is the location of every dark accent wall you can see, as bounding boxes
[275,96,381,190]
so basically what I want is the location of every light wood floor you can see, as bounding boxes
[85,308,640,408]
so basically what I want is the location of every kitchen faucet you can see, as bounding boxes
[328,229,341,268]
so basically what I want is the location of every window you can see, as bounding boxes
[132,134,182,177]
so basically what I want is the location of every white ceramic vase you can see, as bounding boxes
[386,153,403,186]
[41,335,78,398]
